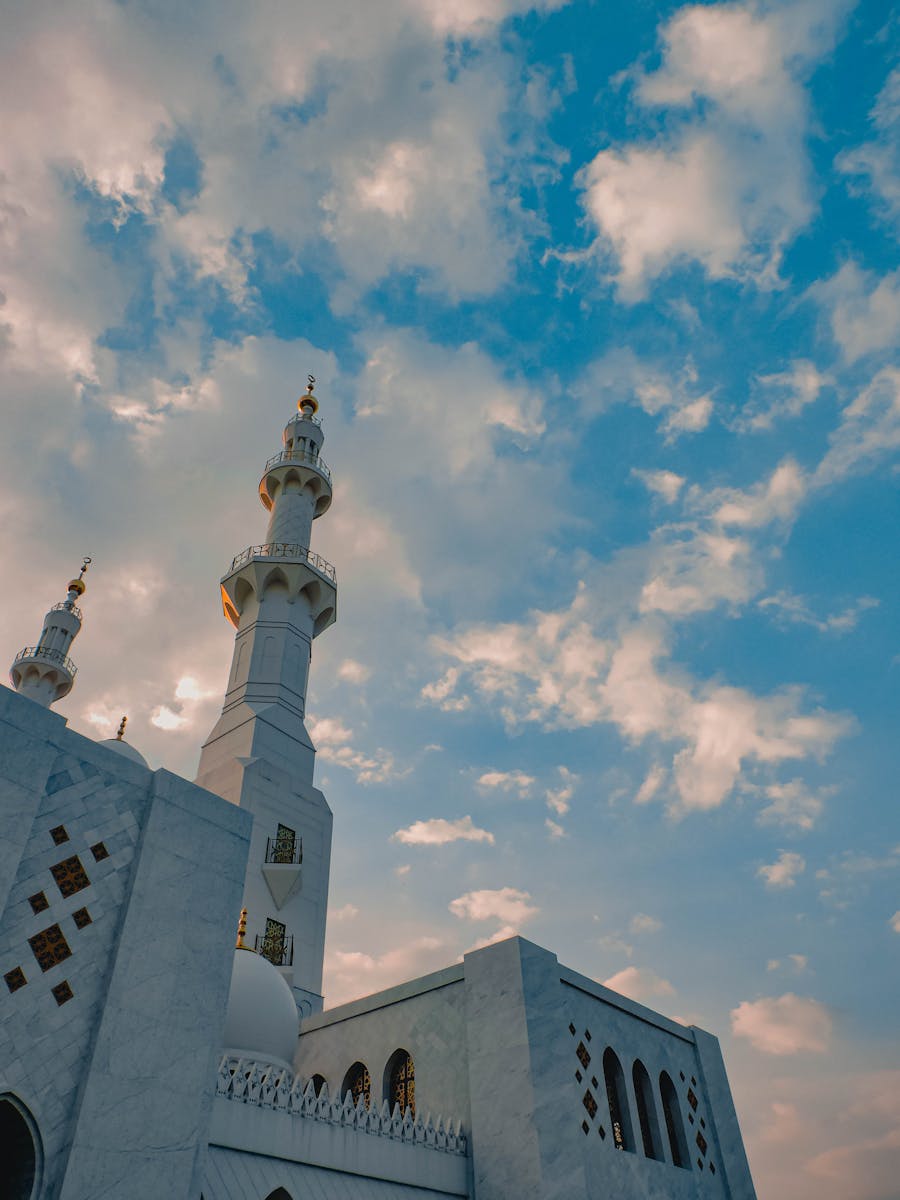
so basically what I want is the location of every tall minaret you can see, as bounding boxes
[197,377,336,1017]
[10,558,91,708]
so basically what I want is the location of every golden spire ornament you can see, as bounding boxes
[116,715,127,741]
[235,907,249,950]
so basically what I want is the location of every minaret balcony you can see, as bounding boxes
[259,449,333,518]
[255,932,294,967]
[266,834,303,865]
[263,447,331,484]
[12,645,77,676]
[220,544,337,635]
[50,601,83,620]
[229,542,336,582]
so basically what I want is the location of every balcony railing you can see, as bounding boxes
[287,411,323,428]
[229,542,336,582]
[263,448,332,486]
[13,646,77,676]
[266,835,303,865]
[50,601,83,620]
[256,933,294,967]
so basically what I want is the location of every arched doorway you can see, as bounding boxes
[0,1094,42,1200]
[383,1048,415,1118]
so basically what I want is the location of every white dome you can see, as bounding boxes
[223,948,299,1068]
[99,738,149,767]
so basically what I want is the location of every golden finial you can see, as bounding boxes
[298,374,319,416]
[235,907,249,950]
[116,715,127,741]
[68,556,92,596]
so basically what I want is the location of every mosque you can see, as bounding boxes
[0,382,757,1199]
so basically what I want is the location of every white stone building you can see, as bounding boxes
[0,383,757,1200]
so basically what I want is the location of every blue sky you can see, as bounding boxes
[1,1,898,1195]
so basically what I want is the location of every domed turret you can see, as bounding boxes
[223,910,299,1069]
[99,715,149,768]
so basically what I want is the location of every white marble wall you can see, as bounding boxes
[561,964,757,1198]
[0,686,252,1200]
[295,965,470,1126]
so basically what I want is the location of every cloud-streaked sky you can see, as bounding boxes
[1,2,898,1196]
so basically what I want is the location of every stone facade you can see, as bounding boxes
[0,687,251,1199]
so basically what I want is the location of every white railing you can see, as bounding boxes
[228,543,336,582]
[215,1056,467,1156]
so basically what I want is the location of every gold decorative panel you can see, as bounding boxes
[4,967,26,993]
[52,980,74,1005]
[50,855,91,898]
[28,923,72,972]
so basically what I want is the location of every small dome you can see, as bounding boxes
[99,738,149,767]
[223,948,298,1068]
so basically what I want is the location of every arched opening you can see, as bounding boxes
[311,1074,326,1097]
[632,1060,664,1160]
[342,1061,371,1110]
[659,1071,690,1168]
[383,1048,415,1118]
[602,1048,634,1152]
[0,1094,42,1199]
[263,1190,293,1200]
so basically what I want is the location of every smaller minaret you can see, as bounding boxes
[10,558,91,708]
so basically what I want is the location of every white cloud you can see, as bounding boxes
[838,65,900,229]
[325,934,450,1006]
[890,912,900,934]
[545,818,566,839]
[731,993,831,1055]
[329,903,359,922]
[758,850,806,889]
[337,659,371,684]
[173,675,214,702]
[449,886,538,926]
[308,715,403,784]
[150,704,188,731]
[757,780,828,832]
[634,764,666,805]
[758,592,879,636]
[639,526,759,615]
[736,360,831,432]
[814,367,900,487]
[633,469,686,503]
[576,2,842,297]
[578,349,713,440]
[604,965,675,1003]
[710,459,807,529]
[392,815,495,846]
[421,668,471,712]
[814,263,900,363]
[545,766,576,815]
[428,591,850,814]
[477,769,535,794]
[629,913,662,935]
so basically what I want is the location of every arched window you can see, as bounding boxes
[383,1048,415,1118]
[311,1073,326,1097]
[0,1093,42,1200]
[632,1060,664,1160]
[342,1061,371,1109]
[263,1190,292,1200]
[602,1048,635,1152]
[659,1071,690,1168]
